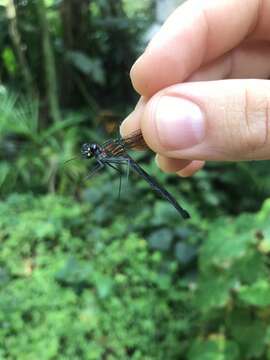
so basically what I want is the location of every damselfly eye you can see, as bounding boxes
[90,144,97,152]
[81,143,92,158]
[90,144,102,156]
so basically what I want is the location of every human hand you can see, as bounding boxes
[120,0,270,177]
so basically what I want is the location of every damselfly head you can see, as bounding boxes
[81,143,100,159]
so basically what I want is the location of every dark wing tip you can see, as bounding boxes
[122,129,148,150]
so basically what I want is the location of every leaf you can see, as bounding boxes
[2,47,17,75]
[148,228,173,251]
[0,162,10,186]
[257,198,270,222]
[0,267,10,287]
[41,118,83,141]
[227,309,267,358]
[230,251,267,284]
[66,51,105,85]
[238,279,270,307]
[95,276,113,299]
[195,273,236,312]
[258,237,270,254]
[200,215,256,270]
[55,257,93,285]
[175,242,197,265]
[12,107,39,139]
[150,201,181,226]
[175,227,194,240]
[188,337,239,360]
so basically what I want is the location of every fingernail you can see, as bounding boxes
[120,111,135,136]
[155,154,160,167]
[130,54,145,86]
[120,98,146,137]
[155,96,205,149]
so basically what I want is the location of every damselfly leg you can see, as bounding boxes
[107,157,132,188]
[105,157,132,198]
[106,162,123,198]
[85,161,104,180]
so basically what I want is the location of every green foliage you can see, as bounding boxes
[2,47,17,75]
[0,90,91,194]
[66,51,105,85]
[190,200,270,359]
[1,0,152,111]
[0,193,192,359]
[1,190,270,359]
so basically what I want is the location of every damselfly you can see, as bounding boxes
[81,130,190,219]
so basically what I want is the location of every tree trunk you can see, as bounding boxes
[36,0,61,122]
[61,0,90,52]
[6,0,34,95]
[102,0,135,106]
[60,0,91,107]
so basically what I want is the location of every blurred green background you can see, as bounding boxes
[1,1,270,359]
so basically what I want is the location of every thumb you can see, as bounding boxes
[139,79,270,161]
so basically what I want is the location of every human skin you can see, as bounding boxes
[120,0,270,177]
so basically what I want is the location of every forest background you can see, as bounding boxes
[1,1,270,359]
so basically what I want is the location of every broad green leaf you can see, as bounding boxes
[188,337,239,360]
[175,242,197,265]
[200,215,256,270]
[66,51,105,85]
[2,47,17,75]
[55,257,93,285]
[195,273,235,312]
[230,251,267,284]
[238,279,270,307]
[0,162,10,186]
[148,228,173,250]
[227,309,266,358]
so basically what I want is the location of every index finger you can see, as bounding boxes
[131,0,270,97]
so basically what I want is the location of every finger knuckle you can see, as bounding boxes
[241,83,270,156]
